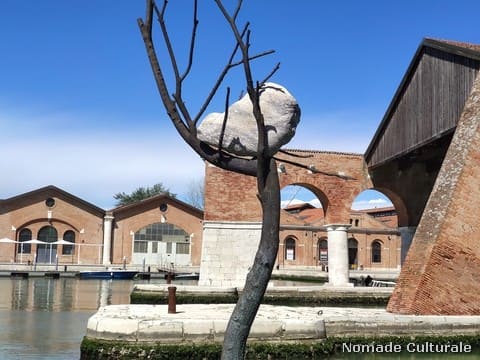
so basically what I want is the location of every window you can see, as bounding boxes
[133,222,189,255]
[134,241,148,253]
[18,229,32,254]
[62,230,75,255]
[38,226,58,243]
[284,237,296,260]
[176,242,189,254]
[372,240,382,263]
[318,238,328,263]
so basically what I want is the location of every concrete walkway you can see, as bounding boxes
[85,303,480,344]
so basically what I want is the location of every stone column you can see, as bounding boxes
[326,224,352,287]
[399,226,416,265]
[102,215,114,265]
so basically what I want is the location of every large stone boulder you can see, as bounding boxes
[197,82,300,156]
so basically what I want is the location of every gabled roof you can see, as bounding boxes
[0,185,105,217]
[111,192,203,220]
[365,38,480,162]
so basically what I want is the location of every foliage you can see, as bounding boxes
[81,335,480,360]
[130,289,389,307]
[185,178,204,209]
[113,183,176,206]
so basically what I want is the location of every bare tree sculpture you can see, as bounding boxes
[138,1,349,358]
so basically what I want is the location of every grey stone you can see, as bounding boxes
[197,82,300,156]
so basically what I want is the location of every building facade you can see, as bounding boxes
[0,186,203,268]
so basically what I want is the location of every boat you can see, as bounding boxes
[161,272,199,280]
[77,269,138,280]
[174,272,199,280]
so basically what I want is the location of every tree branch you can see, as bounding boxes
[273,155,357,180]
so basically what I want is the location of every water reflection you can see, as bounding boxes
[0,277,172,360]
[2,277,134,311]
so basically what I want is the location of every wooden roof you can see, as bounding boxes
[365,38,480,168]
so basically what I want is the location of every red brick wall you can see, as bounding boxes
[205,150,371,224]
[112,197,203,266]
[0,191,104,264]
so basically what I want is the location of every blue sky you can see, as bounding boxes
[1,1,480,209]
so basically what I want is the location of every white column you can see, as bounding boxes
[102,215,114,265]
[326,224,353,287]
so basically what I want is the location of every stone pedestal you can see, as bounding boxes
[326,224,352,287]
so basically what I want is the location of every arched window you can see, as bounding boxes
[284,237,296,260]
[62,230,75,255]
[134,222,189,254]
[38,226,58,243]
[372,240,382,263]
[318,238,328,264]
[37,226,58,263]
[18,228,32,254]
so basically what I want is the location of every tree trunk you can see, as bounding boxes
[221,158,280,360]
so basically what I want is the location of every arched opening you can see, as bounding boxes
[62,230,75,255]
[37,226,58,264]
[371,240,382,263]
[348,238,358,269]
[281,184,326,224]
[350,188,402,270]
[132,222,190,267]
[284,237,296,261]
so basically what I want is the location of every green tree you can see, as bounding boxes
[113,183,176,206]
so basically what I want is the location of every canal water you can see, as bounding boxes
[0,277,167,359]
[0,277,477,359]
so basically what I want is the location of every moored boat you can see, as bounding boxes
[77,269,138,280]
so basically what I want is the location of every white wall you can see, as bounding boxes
[198,221,261,287]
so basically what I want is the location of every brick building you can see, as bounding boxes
[279,203,400,271]
[0,186,203,268]
[199,150,389,287]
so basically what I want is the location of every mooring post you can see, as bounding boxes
[168,286,177,314]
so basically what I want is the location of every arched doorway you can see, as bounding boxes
[348,238,358,269]
[284,237,296,261]
[318,238,328,271]
[37,226,58,264]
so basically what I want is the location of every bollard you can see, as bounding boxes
[166,272,172,284]
[148,266,151,273]
[168,286,177,314]
[64,265,67,272]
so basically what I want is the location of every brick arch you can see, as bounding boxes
[205,151,367,224]
[350,187,409,227]
[16,218,80,234]
[280,182,329,216]
[129,219,196,239]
